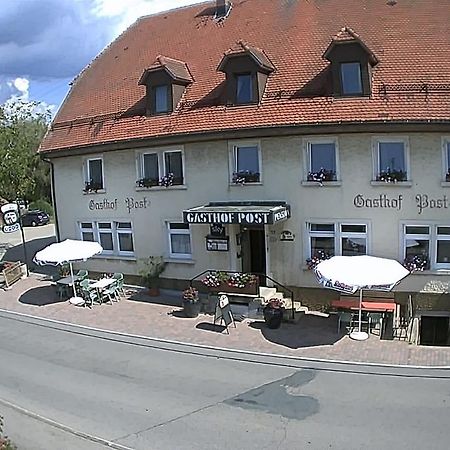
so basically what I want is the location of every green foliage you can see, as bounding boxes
[0,415,17,450]
[29,199,54,217]
[0,101,51,204]
[138,256,166,288]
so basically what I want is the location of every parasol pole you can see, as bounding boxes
[358,288,363,332]
[69,261,77,299]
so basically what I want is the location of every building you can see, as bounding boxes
[39,0,450,344]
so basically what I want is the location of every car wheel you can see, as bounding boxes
[31,221,37,227]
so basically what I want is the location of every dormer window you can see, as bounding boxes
[155,85,169,113]
[218,41,275,106]
[323,27,378,97]
[236,73,253,104]
[138,56,193,116]
[340,62,362,95]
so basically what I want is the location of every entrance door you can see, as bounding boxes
[240,226,266,278]
[420,316,449,346]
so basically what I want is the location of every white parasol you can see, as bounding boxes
[314,255,409,340]
[34,239,103,303]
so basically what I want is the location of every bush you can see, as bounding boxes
[28,199,53,217]
[0,416,16,450]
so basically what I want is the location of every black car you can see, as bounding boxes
[21,210,50,227]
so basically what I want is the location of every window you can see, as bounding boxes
[138,153,159,187]
[236,74,253,104]
[443,139,450,181]
[232,144,261,183]
[79,221,135,257]
[98,222,114,253]
[155,85,169,113]
[80,222,94,242]
[340,62,362,95]
[168,223,192,258]
[374,139,408,182]
[136,148,184,188]
[305,140,338,182]
[307,222,368,259]
[117,222,134,255]
[164,151,184,185]
[84,157,104,192]
[403,224,450,270]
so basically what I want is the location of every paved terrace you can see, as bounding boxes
[1,275,450,367]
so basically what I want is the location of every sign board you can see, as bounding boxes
[280,230,295,241]
[210,223,225,237]
[183,206,290,225]
[214,294,235,331]
[1,203,20,234]
[206,236,229,252]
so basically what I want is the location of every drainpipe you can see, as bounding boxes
[42,157,60,242]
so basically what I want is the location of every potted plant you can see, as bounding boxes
[182,286,201,318]
[138,256,166,296]
[263,298,285,329]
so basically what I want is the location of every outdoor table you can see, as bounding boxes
[331,299,395,312]
[56,275,81,286]
[90,278,116,304]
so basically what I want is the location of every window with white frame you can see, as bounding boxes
[374,139,408,182]
[307,222,368,260]
[402,224,450,270]
[136,149,184,187]
[305,139,338,182]
[164,151,184,185]
[167,222,192,258]
[231,144,261,184]
[83,157,104,192]
[443,139,450,182]
[79,221,134,256]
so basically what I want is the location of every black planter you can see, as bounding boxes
[263,306,283,329]
[183,299,201,318]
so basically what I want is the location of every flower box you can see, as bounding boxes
[212,281,258,295]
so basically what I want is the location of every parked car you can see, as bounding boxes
[21,210,50,227]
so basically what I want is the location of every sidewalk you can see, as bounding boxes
[2,275,450,367]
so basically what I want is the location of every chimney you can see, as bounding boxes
[215,0,232,19]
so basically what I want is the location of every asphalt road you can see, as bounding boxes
[0,311,449,450]
[0,224,56,274]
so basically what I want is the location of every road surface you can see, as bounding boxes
[0,311,449,449]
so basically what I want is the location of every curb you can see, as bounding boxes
[1,308,450,370]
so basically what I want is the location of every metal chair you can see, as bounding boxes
[112,273,125,298]
[337,312,353,334]
[367,312,383,335]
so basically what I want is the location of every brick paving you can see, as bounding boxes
[1,275,450,367]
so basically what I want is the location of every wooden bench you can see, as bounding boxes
[339,291,395,303]
[0,261,23,289]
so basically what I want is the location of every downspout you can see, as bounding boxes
[42,156,60,242]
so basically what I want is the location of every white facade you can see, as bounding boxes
[53,132,450,294]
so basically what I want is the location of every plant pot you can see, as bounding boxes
[263,306,283,329]
[183,299,201,318]
[146,287,160,296]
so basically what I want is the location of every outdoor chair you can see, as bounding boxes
[112,273,125,298]
[368,312,383,335]
[101,282,118,305]
[79,279,101,307]
[337,312,353,334]
[76,269,88,280]
[351,311,370,333]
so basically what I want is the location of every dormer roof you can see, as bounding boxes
[138,55,193,85]
[218,41,275,73]
[323,27,378,66]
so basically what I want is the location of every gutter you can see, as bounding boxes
[41,157,60,242]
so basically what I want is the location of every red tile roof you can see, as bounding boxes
[138,55,194,85]
[40,0,450,154]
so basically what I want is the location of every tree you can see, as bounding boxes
[0,101,50,204]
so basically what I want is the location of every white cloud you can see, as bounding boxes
[93,0,200,36]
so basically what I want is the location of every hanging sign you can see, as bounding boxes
[206,236,229,251]
[1,203,20,234]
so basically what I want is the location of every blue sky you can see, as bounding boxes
[0,0,199,115]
